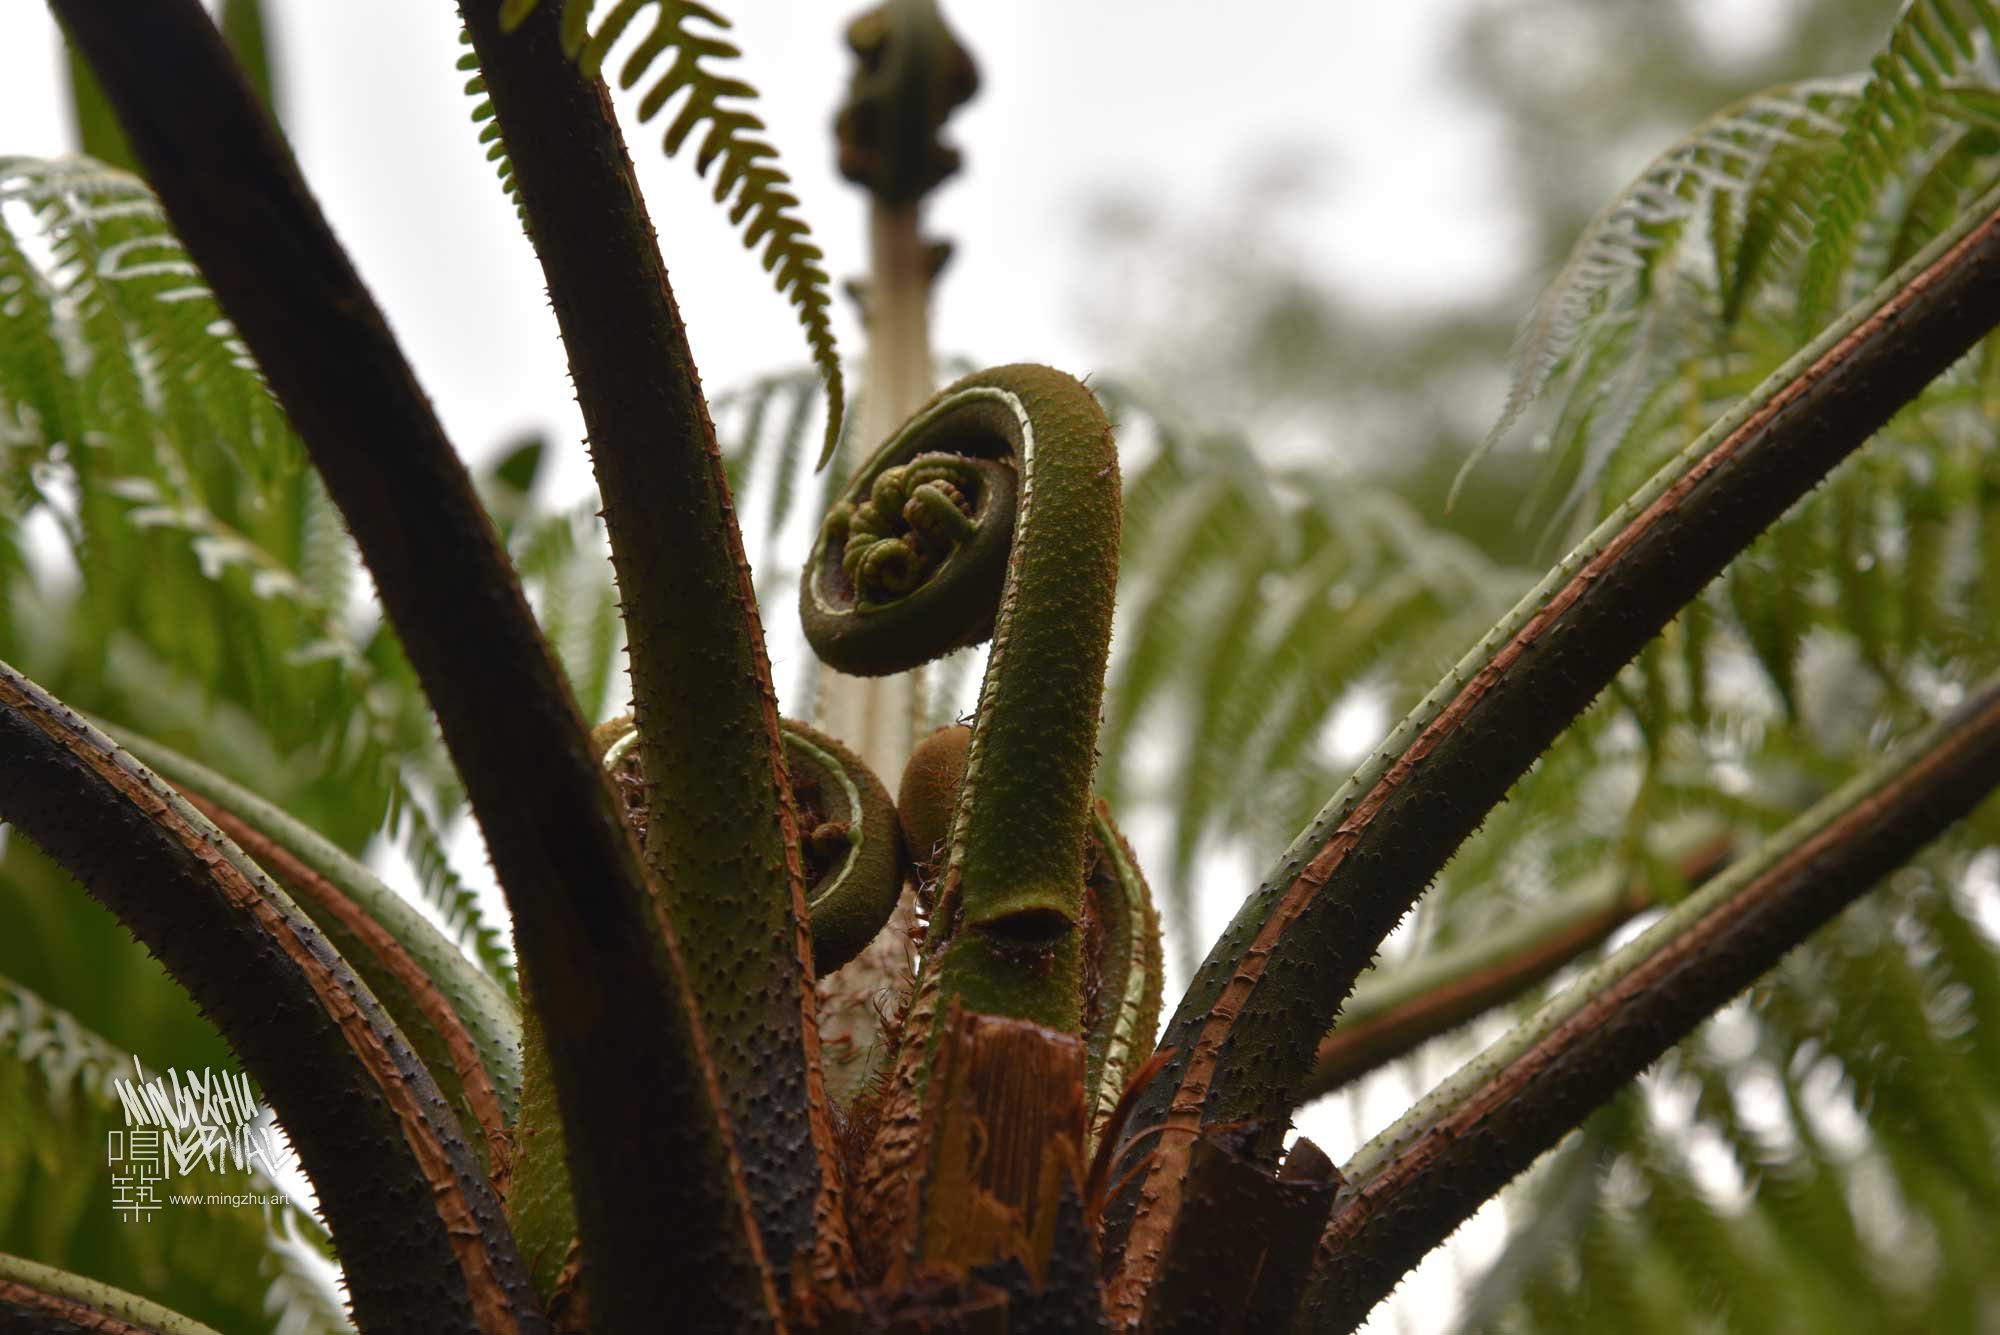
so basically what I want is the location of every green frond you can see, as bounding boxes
[1797,0,2000,332]
[506,496,626,725]
[385,773,516,994]
[456,30,527,230]
[482,1,846,464]
[0,156,506,996]
[1469,79,1861,482]
[1884,122,2000,271]
[1080,383,1522,954]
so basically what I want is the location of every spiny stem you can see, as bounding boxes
[0,1251,224,1335]
[1299,835,1731,1100]
[458,1,851,1301]
[101,720,522,1124]
[0,665,539,1335]
[51,3,779,1327]
[188,794,513,1171]
[1294,676,2000,1332]
[1106,176,2000,1313]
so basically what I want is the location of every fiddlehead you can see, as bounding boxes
[803,364,1123,1033]
[897,724,1164,1132]
[801,405,1019,678]
[591,714,907,974]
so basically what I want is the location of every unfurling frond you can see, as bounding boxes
[483,1,845,465]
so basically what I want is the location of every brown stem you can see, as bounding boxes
[458,1,851,1302]
[1138,1127,1338,1335]
[186,792,511,1175]
[1106,182,2000,1314]
[1300,837,1731,1100]
[1293,678,2000,1332]
[0,666,539,1335]
[48,3,778,1328]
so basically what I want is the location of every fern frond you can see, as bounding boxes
[482,1,845,464]
[0,156,520,1015]
[510,495,625,722]
[1797,0,2000,330]
[1085,383,1521,956]
[1469,79,1861,481]
[456,30,526,230]
[385,773,515,992]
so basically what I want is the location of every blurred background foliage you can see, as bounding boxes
[4,1,1999,1332]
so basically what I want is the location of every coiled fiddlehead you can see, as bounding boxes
[589,710,905,1156]
[591,714,907,975]
[803,364,1129,1036]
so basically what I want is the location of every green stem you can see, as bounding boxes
[51,4,779,1328]
[100,720,521,1122]
[0,665,539,1335]
[803,365,1119,1031]
[1105,177,2000,1311]
[0,1252,224,1335]
[459,2,848,1299]
[1295,676,2000,1332]
[890,725,1164,1134]
[1297,835,1730,1100]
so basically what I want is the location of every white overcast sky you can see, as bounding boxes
[2,1,1536,506]
[0,4,1798,1329]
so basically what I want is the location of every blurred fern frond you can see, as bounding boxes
[1460,858,2000,1335]
[1328,8,2000,1325]
[1472,78,1863,484]
[1798,0,2000,328]
[1089,382,1528,968]
[0,155,513,988]
[1481,4,2000,527]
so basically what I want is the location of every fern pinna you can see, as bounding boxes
[6,1,2000,1333]
[475,0,844,464]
